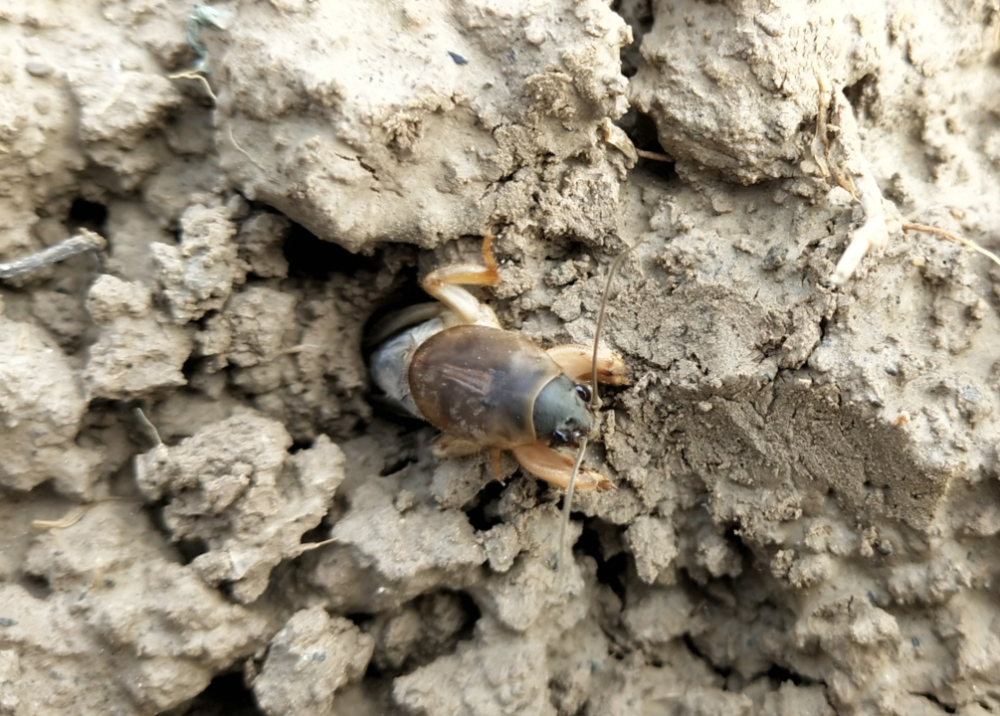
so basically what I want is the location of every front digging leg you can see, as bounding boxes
[511,443,615,491]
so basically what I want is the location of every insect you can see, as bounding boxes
[368,234,629,493]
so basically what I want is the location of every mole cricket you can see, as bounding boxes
[368,234,630,547]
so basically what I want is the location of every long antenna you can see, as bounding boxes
[557,436,587,570]
[557,245,634,570]
[591,248,632,405]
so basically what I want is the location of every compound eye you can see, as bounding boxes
[574,384,592,403]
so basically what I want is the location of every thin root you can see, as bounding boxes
[133,407,164,447]
[811,70,832,179]
[815,74,999,285]
[902,223,1000,270]
[228,125,266,170]
[168,70,218,102]
[831,169,859,201]
[30,497,127,531]
[0,229,106,280]
[168,68,267,173]
[291,538,338,556]
[814,76,896,286]
[31,506,89,531]
[635,148,673,162]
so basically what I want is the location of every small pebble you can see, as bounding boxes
[25,60,53,78]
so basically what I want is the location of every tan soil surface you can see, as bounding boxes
[2,1,1000,715]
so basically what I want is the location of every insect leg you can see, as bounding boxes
[420,234,501,327]
[511,443,615,491]
[432,436,508,483]
[546,344,629,386]
[490,449,505,484]
[431,434,484,459]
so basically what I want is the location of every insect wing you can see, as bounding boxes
[435,363,495,397]
[409,325,562,448]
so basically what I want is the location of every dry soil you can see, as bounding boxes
[2,1,1000,715]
